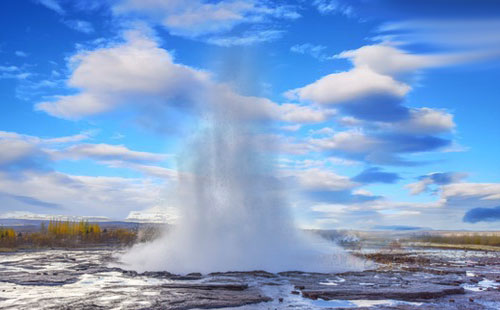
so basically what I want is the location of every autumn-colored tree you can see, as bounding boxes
[0,227,17,247]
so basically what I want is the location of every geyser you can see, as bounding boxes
[120,69,365,275]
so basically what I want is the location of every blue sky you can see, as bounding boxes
[1,0,500,230]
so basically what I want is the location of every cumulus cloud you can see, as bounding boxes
[334,44,440,78]
[36,28,329,127]
[287,44,459,125]
[285,44,458,165]
[36,29,210,119]
[286,67,410,119]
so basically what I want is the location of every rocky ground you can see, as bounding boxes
[0,247,499,309]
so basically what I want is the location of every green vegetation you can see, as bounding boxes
[0,220,137,250]
[410,242,500,252]
[415,233,500,247]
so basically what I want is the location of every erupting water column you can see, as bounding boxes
[120,55,364,274]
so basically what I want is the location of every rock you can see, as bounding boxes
[301,285,465,302]
[160,283,249,291]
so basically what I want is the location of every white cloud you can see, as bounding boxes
[0,130,174,181]
[290,43,329,60]
[406,178,433,196]
[312,0,353,17]
[0,130,92,145]
[385,108,455,135]
[0,130,174,217]
[0,171,163,218]
[37,28,329,126]
[0,139,41,168]
[283,43,459,165]
[113,0,299,39]
[0,130,94,171]
[36,29,211,119]
[15,51,28,57]
[292,168,358,191]
[35,0,65,14]
[309,130,379,154]
[406,172,467,195]
[129,164,177,179]
[278,104,334,123]
[377,19,500,58]
[334,44,438,78]
[441,183,500,203]
[286,67,410,105]
[61,143,167,163]
[0,65,31,80]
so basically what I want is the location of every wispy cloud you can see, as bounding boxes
[206,29,284,46]
[34,0,65,15]
[312,0,353,17]
[290,43,330,61]
[112,0,300,45]
[15,51,28,57]
[63,20,94,33]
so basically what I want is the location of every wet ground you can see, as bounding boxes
[0,247,499,309]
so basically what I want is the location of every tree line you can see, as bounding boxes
[0,220,136,249]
